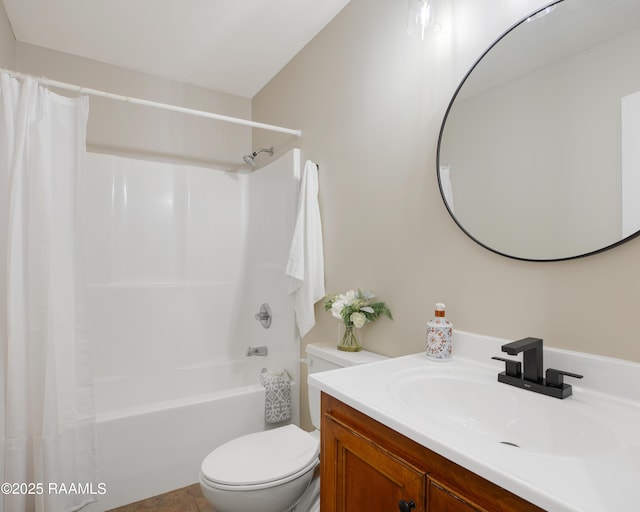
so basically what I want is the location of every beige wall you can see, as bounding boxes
[0,1,15,67]
[12,42,251,168]
[253,0,640,428]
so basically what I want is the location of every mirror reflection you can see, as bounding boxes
[438,0,640,261]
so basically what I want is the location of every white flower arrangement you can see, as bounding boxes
[324,289,392,351]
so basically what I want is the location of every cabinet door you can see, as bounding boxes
[427,477,485,512]
[322,413,426,512]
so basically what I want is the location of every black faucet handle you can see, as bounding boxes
[492,356,522,378]
[545,368,583,388]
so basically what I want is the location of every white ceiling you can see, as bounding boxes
[2,0,351,98]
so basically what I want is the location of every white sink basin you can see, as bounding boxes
[387,366,618,457]
[309,332,640,512]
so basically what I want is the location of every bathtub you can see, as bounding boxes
[84,360,267,512]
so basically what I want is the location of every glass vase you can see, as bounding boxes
[337,323,361,352]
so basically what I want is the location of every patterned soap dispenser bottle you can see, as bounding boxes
[426,303,452,361]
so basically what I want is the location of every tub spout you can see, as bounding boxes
[247,346,268,357]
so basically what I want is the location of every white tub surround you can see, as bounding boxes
[93,359,267,418]
[83,150,302,510]
[309,330,640,512]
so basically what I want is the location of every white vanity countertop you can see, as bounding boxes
[308,331,640,512]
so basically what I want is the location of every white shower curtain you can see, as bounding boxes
[0,72,96,512]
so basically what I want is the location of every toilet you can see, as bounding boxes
[199,343,387,512]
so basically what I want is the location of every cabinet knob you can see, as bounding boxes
[398,499,416,512]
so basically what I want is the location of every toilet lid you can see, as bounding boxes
[201,424,320,487]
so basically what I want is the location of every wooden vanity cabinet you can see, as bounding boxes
[427,477,484,512]
[320,393,544,512]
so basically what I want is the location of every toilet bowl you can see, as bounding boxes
[199,344,388,512]
[199,424,319,512]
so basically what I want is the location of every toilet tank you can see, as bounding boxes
[305,343,388,430]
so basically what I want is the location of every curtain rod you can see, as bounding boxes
[0,68,302,137]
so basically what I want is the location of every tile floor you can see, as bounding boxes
[106,484,214,512]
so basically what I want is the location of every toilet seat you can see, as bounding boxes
[201,424,319,490]
[200,457,318,492]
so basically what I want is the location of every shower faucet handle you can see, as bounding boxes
[254,303,272,329]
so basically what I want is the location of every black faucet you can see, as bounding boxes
[492,337,583,399]
[501,337,543,383]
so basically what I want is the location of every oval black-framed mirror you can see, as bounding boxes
[437,0,640,261]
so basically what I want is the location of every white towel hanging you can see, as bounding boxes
[286,160,325,337]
